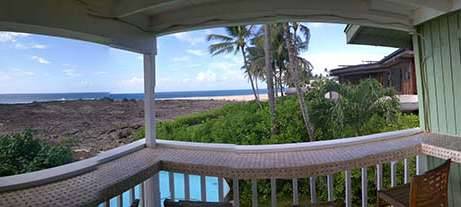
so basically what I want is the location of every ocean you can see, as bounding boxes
[0,89,267,104]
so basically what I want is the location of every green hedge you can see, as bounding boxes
[0,130,73,176]
[135,80,419,206]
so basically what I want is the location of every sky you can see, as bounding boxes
[0,23,397,94]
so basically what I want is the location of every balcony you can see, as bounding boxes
[1,128,460,206]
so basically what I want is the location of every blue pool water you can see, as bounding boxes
[99,171,230,207]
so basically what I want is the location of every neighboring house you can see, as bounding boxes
[329,49,417,95]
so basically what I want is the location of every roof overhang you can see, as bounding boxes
[1,0,460,53]
[330,49,414,76]
[345,24,412,48]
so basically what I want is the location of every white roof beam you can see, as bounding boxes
[147,0,414,35]
[383,0,452,12]
[0,0,155,54]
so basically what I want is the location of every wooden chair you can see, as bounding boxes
[164,199,233,207]
[377,159,451,207]
[293,200,345,207]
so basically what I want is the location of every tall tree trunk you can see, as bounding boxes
[255,76,260,96]
[283,23,315,142]
[279,65,285,96]
[241,47,261,107]
[264,24,277,135]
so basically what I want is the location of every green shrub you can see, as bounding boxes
[133,79,419,206]
[0,130,73,176]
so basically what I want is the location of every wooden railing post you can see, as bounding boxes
[345,170,352,207]
[184,173,190,200]
[390,161,397,187]
[218,177,224,202]
[201,175,207,201]
[310,176,317,204]
[292,178,299,205]
[251,179,258,207]
[169,172,175,200]
[271,178,277,207]
[361,168,368,207]
[233,177,240,207]
[327,175,335,201]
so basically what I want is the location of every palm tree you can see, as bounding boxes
[283,22,316,142]
[263,24,277,135]
[207,26,261,107]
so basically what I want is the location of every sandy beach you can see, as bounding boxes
[0,98,238,159]
[164,94,268,101]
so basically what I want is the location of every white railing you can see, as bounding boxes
[97,128,425,207]
[100,155,423,207]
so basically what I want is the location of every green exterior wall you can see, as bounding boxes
[415,10,461,206]
[416,11,461,136]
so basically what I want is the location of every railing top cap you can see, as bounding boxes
[157,128,423,153]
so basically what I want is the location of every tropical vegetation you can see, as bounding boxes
[0,130,73,176]
[207,23,320,141]
[134,79,419,206]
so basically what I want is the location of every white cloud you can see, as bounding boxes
[12,68,35,77]
[173,32,205,45]
[119,76,144,91]
[172,56,191,62]
[196,70,217,82]
[186,49,207,56]
[15,43,47,49]
[0,32,30,43]
[63,69,81,77]
[0,71,12,81]
[32,56,50,64]
[306,23,328,28]
[95,71,108,75]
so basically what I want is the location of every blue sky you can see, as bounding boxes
[0,23,396,94]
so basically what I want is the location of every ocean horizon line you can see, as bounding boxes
[0,89,270,104]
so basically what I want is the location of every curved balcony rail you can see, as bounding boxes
[1,128,461,207]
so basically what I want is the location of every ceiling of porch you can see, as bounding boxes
[0,0,459,53]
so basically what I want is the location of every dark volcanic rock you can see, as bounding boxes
[0,99,228,160]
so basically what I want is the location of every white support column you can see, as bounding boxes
[390,161,397,187]
[271,178,277,207]
[292,178,299,206]
[345,170,352,207]
[251,179,258,207]
[361,168,368,207]
[327,175,335,202]
[309,176,317,204]
[143,39,157,148]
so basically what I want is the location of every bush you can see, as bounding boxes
[0,130,73,176]
[134,79,419,206]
